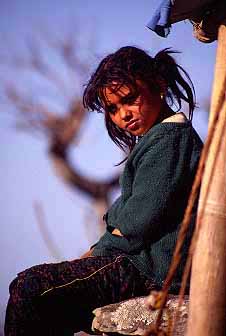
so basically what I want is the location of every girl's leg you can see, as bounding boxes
[4,255,114,336]
[5,255,156,336]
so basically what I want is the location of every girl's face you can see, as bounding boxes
[103,81,163,136]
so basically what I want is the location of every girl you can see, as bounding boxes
[4,46,203,335]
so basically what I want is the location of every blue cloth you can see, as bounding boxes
[146,0,172,37]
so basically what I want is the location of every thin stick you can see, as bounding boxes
[33,200,62,261]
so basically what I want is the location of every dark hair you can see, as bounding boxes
[83,46,196,154]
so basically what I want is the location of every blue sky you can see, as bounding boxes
[0,0,217,331]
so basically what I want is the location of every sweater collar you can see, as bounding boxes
[161,112,188,123]
[137,112,188,140]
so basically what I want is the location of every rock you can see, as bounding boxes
[92,294,189,335]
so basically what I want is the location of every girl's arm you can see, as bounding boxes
[80,247,94,258]
[115,131,196,245]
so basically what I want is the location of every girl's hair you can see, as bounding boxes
[83,46,196,154]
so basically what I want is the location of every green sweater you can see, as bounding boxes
[92,117,203,292]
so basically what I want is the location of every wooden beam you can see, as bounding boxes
[186,25,226,336]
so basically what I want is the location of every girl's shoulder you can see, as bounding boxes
[142,112,194,143]
[130,112,203,161]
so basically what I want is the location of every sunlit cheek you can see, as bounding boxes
[111,115,120,127]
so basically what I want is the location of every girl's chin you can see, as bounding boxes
[124,123,149,136]
[129,127,148,136]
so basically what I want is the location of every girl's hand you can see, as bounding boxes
[80,248,94,259]
[112,228,123,236]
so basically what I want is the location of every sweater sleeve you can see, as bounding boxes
[117,131,191,245]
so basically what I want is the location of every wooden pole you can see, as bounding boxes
[186,25,226,336]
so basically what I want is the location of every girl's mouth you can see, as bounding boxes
[126,119,140,131]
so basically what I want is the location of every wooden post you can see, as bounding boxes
[186,25,226,336]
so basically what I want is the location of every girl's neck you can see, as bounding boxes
[138,104,176,139]
[156,103,175,124]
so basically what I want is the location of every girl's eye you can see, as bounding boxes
[107,104,117,114]
[123,94,140,105]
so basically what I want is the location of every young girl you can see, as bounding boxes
[4,46,203,335]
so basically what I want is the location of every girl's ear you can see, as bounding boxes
[157,78,167,96]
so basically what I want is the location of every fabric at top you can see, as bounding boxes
[146,0,222,42]
[146,0,172,37]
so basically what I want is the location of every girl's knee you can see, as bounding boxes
[9,268,44,299]
[9,276,20,296]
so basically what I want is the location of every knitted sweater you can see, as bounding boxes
[92,113,203,291]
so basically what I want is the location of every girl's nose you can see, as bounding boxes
[119,105,132,121]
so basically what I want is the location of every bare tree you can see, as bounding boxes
[1,28,120,256]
